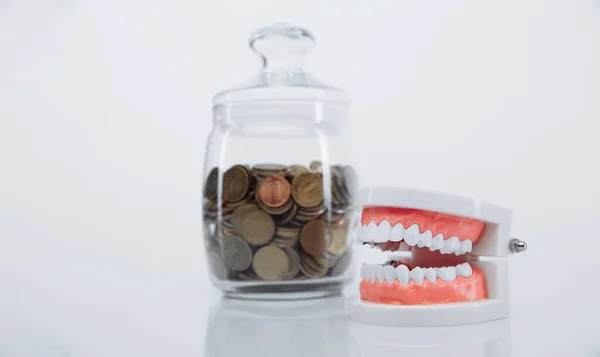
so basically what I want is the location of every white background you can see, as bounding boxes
[1,1,600,356]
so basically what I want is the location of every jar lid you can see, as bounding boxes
[213,23,350,105]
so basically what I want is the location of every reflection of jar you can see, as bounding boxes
[202,23,358,298]
[204,297,349,357]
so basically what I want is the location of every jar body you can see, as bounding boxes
[203,100,358,299]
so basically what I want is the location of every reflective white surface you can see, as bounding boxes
[1,240,599,357]
[2,0,600,356]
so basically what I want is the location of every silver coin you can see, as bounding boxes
[222,236,253,271]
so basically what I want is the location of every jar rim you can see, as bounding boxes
[212,86,351,106]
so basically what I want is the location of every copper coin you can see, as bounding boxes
[252,245,290,281]
[223,165,250,202]
[300,219,331,257]
[240,209,275,246]
[222,236,253,271]
[204,167,219,200]
[258,175,291,208]
[291,173,324,208]
[256,193,294,215]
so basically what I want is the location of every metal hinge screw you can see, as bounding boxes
[509,238,528,253]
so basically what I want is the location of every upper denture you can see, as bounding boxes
[361,207,485,244]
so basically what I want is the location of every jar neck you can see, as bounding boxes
[261,53,305,73]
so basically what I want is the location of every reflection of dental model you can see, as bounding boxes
[349,187,526,326]
[349,318,511,357]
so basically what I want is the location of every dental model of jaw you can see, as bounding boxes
[348,186,526,327]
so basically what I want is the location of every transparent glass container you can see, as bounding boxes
[202,23,358,299]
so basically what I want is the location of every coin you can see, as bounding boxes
[222,236,253,271]
[315,254,338,268]
[208,251,228,280]
[222,227,237,238]
[299,252,328,278]
[287,164,309,177]
[235,271,259,281]
[275,226,301,239]
[240,209,275,246]
[227,195,253,209]
[256,193,294,215]
[330,166,344,206]
[272,235,299,248]
[253,163,287,177]
[204,167,219,200]
[326,227,348,255]
[252,245,290,281]
[284,248,301,279]
[273,203,297,225]
[223,165,251,202]
[272,226,300,248]
[204,197,218,212]
[231,203,258,234]
[309,161,323,173]
[300,219,331,257]
[291,173,324,208]
[258,175,291,208]
[297,205,326,217]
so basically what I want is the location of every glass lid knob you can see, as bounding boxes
[249,23,315,72]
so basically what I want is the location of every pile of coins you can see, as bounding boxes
[203,162,357,282]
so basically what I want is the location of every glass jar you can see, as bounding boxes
[202,23,358,299]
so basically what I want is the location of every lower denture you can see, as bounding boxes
[360,267,486,305]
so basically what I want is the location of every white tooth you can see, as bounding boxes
[363,221,378,243]
[383,265,397,284]
[403,224,420,246]
[461,239,473,253]
[395,264,410,285]
[374,265,385,283]
[389,223,405,242]
[441,236,459,254]
[430,233,444,251]
[369,264,376,282]
[417,230,433,248]
[447,266,457,280]
[360,263,366,279]
[423,268,437,283]
[410,267,424,284]
[456,263,473,277]
[436,266,457,281]
[374,221,391,243]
